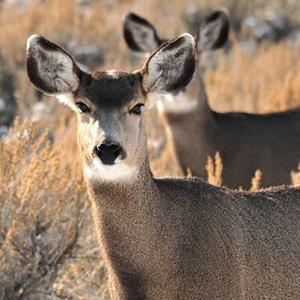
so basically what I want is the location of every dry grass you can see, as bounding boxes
[250,169,263,191]
[0,119,107,299]
[1,0,300,299]
[291,164,300,186]
[206,152,223,187]
[206,43,300,113]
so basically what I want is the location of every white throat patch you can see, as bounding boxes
[84,157,138,183]
[157,92,198,114]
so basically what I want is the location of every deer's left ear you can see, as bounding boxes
[26,35,83,96]
[141,33,195,94]
[197,10,230,52]
[123,13,163,56]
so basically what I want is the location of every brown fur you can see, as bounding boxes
[76,71,142,108]
[86,160,300,299]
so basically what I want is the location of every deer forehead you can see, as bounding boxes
[77,70,144,108]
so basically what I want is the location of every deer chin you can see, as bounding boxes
[156,92,199,114]
[84,157,138,183]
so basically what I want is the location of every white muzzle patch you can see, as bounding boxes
[84,157,138,183]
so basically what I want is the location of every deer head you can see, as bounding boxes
[26,33,195,182]
[123,10,230,113]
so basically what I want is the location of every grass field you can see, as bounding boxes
[1,0,300,299]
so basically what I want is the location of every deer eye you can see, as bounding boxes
[76,102,91,114]
[129,103,144,116]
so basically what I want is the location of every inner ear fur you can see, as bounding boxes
[123,12,164,55]
[26,35,83,96]
[141,33,195,94]
[196,10,230,53]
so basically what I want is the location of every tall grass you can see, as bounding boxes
[1,0,300,299]
[206,43,300,113]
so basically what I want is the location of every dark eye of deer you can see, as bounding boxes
[130,103,144,116]
[76,102,91,114]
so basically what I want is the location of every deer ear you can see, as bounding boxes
[123,13,163,56]
[26,35,82,96]
[197,10,230,52]
[141,33,195,94]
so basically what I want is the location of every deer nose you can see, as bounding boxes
[95,141,123,165]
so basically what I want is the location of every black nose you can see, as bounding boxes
[95,141,122,165]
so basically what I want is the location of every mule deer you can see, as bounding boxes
[27,33,300,300]
[124,11,300,189]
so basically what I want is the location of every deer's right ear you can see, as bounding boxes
[141,33,195,94]
[26,35,82,96]
[123,13,163,56]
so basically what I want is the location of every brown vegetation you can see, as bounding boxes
[1,0,300,298]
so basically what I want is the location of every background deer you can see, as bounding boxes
[124,10,300,189]
[27,32,300,300]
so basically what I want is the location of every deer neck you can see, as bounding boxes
[159,67,213,127]
[82,133,158,298]
[158,68,214,161]
[195,67,211,117]
[156,68,216,176]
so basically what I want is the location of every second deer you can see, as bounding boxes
[124,10,300,189]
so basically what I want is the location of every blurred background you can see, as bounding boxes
[1,0,300,299]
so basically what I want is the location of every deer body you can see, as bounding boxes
[87,173,300,299]
[124,11,300,188]
[27,33,300,300]
[161,87,300,188]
